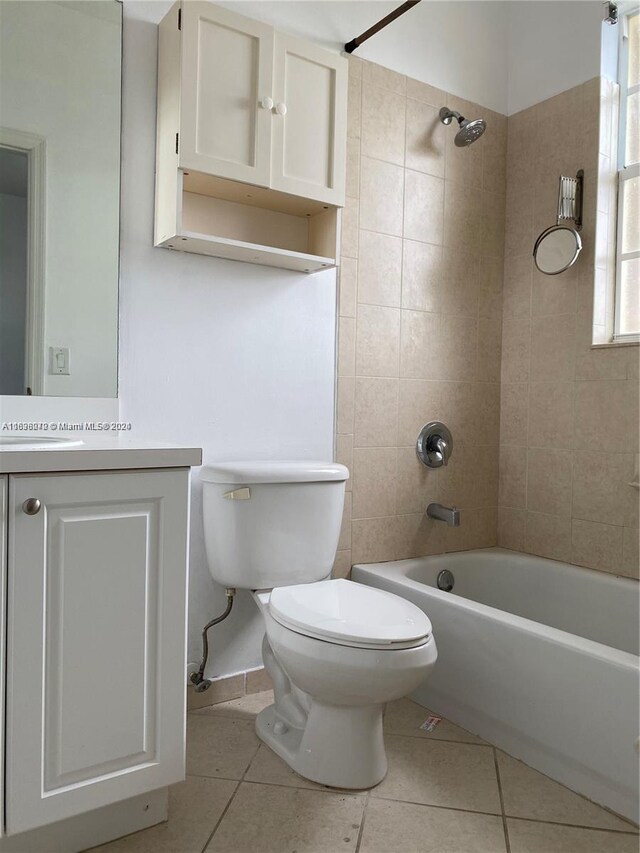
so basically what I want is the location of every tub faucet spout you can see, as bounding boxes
[427,503,460,527]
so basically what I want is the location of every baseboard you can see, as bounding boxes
[187,666,273,711]
[0,789,168,852]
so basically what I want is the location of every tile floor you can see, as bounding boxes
[90,691,638,853]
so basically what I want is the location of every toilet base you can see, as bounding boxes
[255,701,387,790]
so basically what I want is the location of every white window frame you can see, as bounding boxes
[614,5,640,343]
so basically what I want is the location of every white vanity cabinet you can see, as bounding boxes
[1,467,190,839]
[155,1,347,272]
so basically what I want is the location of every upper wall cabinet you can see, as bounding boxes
[179,2,274,186]
[155,2,347,273]
[270,34,347,205]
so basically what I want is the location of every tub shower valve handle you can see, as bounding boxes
[416,422,453,469]
[433,436,449,466]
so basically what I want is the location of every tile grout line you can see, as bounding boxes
[198,778,242,853]
[353,791,371,853]
[493,747,512,853]
[198,740,262,853]
[499,814,638,836]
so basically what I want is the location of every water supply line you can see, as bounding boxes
[190,587,236,693]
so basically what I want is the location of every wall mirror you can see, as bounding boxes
[533,225,583,275]
[0,0,121,398]
[533,171,583,277]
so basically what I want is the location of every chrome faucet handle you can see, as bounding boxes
[416,422,453,469]
[434,436,449,466]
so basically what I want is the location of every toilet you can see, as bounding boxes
[201,461,437,789]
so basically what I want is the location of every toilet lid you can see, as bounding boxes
[269,579,432,648]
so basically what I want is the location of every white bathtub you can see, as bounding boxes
[352,547,640,822]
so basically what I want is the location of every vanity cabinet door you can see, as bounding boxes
[270,33,347,206]
[5,469,189,836]
[179,1,274,186]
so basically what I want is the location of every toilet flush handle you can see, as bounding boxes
[223,487,251,500]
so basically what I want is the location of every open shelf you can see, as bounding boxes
[156,170,339,274]
[159,231,335,273]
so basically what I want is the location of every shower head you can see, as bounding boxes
[439,107,486,147]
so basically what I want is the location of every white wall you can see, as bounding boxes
[119,5,337,677]
[507,1,609,114]
[219,1,510,113]
[216,1,610,116]
[0,1,120,397]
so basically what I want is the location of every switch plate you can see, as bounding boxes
[49,347,70,375]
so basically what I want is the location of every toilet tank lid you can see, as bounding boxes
[200,461,349,484]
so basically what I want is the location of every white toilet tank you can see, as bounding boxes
[201,461,349,589]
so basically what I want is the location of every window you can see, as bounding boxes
[615,6,640,341]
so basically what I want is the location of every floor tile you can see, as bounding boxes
[497,751,635,832]
[373,736,502,814]
[244,743,323,791]
[359,798,507,853]
[244,743,367,795]
[86,776,237,853]
[384,698,486,744]
[507,818,639,852]
[205,782,365,852]
[192,690,274,721]
[186,715,259,780]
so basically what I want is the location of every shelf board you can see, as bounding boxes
[182,171,334,218]
[162,231,336,274]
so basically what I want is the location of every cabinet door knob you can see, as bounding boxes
[275,102,287,116]
[22,498,42,516]
[260,96,274,110]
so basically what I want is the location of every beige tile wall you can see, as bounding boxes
[334,57,507,573]
[498,78,640,578]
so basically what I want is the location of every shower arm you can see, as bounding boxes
[344,0,422,54]
[439,109,463,126]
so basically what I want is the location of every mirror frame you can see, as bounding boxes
[533,224,582,276]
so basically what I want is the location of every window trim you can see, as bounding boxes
[614,5,640,343]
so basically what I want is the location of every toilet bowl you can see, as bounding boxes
[200,461,438,789]
[254,580,436,788]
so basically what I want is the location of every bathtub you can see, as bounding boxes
[352,547,640,822]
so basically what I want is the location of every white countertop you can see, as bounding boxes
[0,436,202,474]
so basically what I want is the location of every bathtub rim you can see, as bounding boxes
[352,547,639,667]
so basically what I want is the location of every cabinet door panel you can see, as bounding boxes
[5,470,189,835]
[271,34,347,205]
[180,2,273,185]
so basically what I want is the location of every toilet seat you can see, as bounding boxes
[268,579,432,651]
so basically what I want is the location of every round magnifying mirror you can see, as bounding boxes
[533,225,582,275]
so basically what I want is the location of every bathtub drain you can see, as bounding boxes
[437,569,455,592]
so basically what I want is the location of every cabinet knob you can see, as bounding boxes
[260,96,274,110]
[275,102,287,116]
[22,498,42,516]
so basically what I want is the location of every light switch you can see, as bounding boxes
[49,347,70,375]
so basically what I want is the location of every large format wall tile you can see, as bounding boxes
[337,58,510,573]
[361,82,406,166]
[497,77,638,579]
[359,156,404,236]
